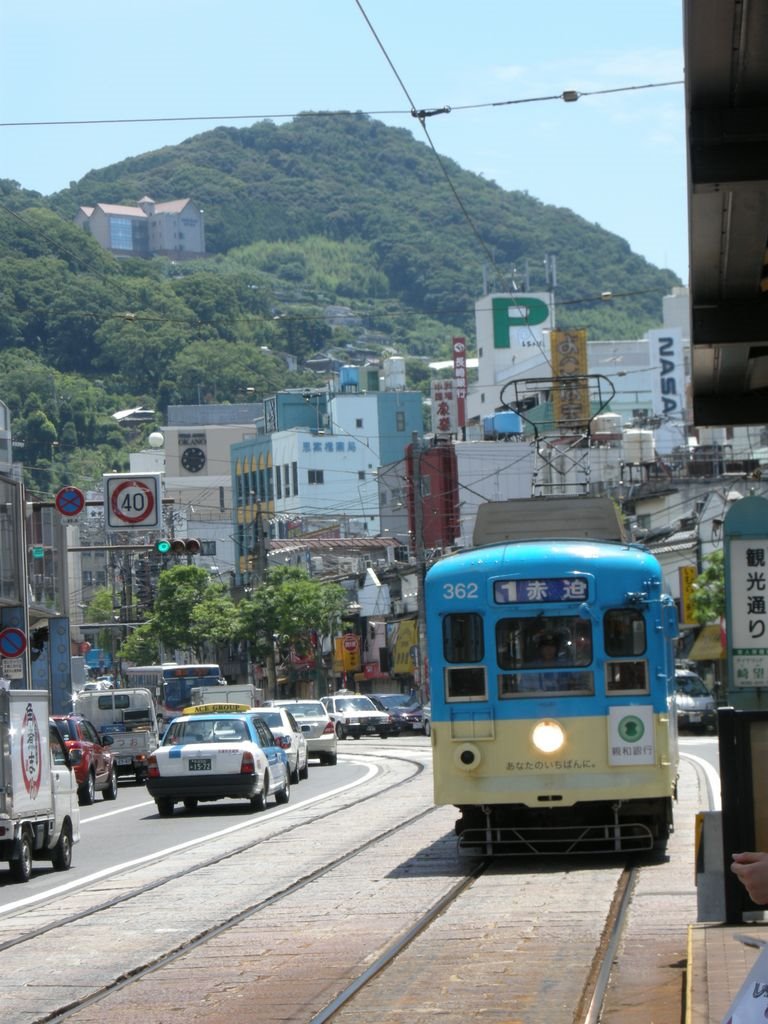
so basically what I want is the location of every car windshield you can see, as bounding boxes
[337,697,376,712]
[282,702,324,717]
[676,675,709,697]
[258,711,285,729]
[376,694,417,709]
[54,719,77,741]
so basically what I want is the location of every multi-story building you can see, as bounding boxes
[74,196,205,258]
[231,373,423,587]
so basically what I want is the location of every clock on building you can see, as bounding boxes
[180,446,207,473]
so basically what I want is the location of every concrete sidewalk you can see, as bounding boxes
[687,923,767,1023]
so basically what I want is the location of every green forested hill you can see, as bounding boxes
[0,112,679,495]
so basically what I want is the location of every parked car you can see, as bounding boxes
[146,710,290,817]
[50,714,118,805]
[370,693,424,732]
[256,707,309,784]
[321,694,393,739]
[422,703,431,737]
[267,699,337,765]
[675,670,717,733]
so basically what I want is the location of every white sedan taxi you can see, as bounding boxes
[146,705,290,817]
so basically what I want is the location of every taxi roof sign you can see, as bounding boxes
[181,703,252,715]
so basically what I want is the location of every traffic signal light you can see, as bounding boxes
[135,558,153,605]
[153,538,200,556]
[169,538,201,556]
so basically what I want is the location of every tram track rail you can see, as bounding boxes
[304,860,648,1024]
[0,751,425,951]
[46,806,446,1023]
[2,749,462,1024]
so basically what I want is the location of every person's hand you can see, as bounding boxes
[731,851,768,904]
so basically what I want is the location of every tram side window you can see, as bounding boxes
[443,613,486,700]
[604,609,648,693]
[606,661,648,693]
[443,612,484,663]
[604,608,646,656]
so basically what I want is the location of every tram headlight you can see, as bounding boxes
[532,719,565,754]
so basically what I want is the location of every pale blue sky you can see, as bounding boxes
[1,2,687,280]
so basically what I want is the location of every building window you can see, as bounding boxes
[308,469,324,484]
[283,464,290,497]
[109,216,133,250]
[200,540,216,557]
[358,471,366,481]
[292,462,298,495]
[275,466,282,499]
[396,411,406,431]
[356,418,363,428]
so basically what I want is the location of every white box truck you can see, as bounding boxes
[189,682,263,709]
[74,688,159,783]
[0,689,81,882]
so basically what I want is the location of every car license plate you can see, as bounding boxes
[116,757,132,766]
[689,713,701,723]
[188,758,212,771]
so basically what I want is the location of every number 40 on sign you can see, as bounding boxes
[103,473,161,530]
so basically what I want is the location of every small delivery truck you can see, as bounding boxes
[74,688,160,783]
[0,688,81,882]
[189,682,263,709]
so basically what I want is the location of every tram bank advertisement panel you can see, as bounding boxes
[0,689,80,881]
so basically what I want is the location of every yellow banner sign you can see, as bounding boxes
[550,329,590,428]
[679,565,697,626]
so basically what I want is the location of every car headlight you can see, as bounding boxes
[532,719,565,754]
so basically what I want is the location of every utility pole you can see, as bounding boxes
[411,434,428,703]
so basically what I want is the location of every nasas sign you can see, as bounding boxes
[648,328,687,455]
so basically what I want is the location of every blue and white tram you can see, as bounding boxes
[425,537,680,855]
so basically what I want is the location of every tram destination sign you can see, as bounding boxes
[494,578,589,604]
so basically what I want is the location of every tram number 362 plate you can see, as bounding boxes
[188,758,211,771]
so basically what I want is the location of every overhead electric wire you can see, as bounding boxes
[0,84,683,130]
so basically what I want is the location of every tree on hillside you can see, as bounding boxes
[167,339,290,404]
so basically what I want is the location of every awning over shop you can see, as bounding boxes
[688,624,725,661]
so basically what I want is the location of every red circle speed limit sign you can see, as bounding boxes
[105,474,161,529]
